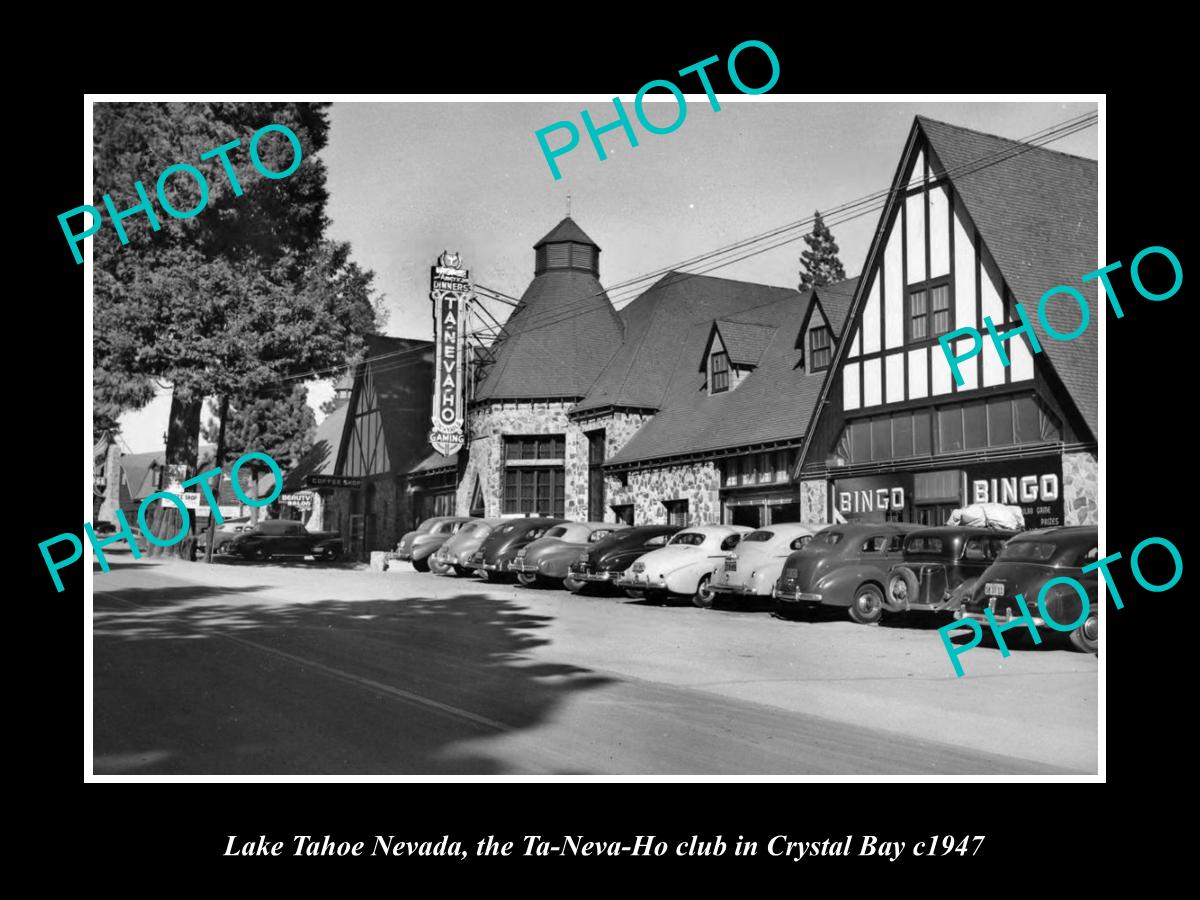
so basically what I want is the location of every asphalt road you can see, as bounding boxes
[91,558,1097,775]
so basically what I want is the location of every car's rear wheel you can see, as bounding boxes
[252,546,271,562]
[412,556,430,573]
[429,557,450,575]
[563,574,588,594]
[1069,613,1098,653]
[517,572,538,587]
[848,583,885,625]
[887,567,919,610]
[320,546,341,562]
[693,575,717,609]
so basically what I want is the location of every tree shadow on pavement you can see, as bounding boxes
[93,589,614,776]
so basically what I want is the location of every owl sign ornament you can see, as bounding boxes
[429,251,470,456]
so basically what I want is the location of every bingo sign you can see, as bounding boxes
[429,250,469,457]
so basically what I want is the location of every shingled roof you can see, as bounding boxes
[282,401,348,492]
[354,334,440,474]
[474,218,623,401]
[918,116,1098,437]
[607,280,852,466]
[574,271,799,414]
[708,320,776,368]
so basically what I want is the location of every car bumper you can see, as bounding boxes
[956,607,1047,627]
[475,560,508,572]
[510,561,538,574]
[570,570,619,583]
[773,588,823,603]
[616,575,668,591]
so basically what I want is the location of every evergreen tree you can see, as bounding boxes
[203,383,317,471]
[799,211,847,291]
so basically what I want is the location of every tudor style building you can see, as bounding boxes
[794,117,1098,529]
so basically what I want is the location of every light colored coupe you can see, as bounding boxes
[430,518,504,576]
[697,522,828,608]
[616,524,752,604]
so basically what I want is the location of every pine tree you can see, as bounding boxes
[799,211,847,291]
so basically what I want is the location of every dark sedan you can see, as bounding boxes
[564,525,680,593]
[957,525,1098,653]
[226,519,344,562]
[884,527,1013,621]
[466,517,566,581]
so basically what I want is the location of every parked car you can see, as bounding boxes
[430,518,503,576]
[882,527,1014,623]
[774,523,922,623]
[616,524,752,604]
[466,517,566,581]
[510,522,628,587]
[698,522,826,608]
[195,519,254,555]
[395,516,473,572]
[565,525,681,593]
[226,519,344,562]
[957,525,1099,653]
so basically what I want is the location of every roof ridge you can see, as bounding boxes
[916,114,1098,165]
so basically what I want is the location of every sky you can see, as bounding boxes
[116,99,1098,454]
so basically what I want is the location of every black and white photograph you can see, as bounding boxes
[78,95,1106,778]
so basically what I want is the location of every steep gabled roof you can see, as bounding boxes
[573,271,799,414]
[709,320,776,368]
[606,281,839,466]
[282,402,348,492]
[918,116,1098,436]
[353,334,439,474]
[813,278,857,335]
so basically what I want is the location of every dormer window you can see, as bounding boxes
[809,325,831,372]
[710,351,730,393]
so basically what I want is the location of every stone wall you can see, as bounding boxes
[1063,450,1098,526]
[457,403,652,521]
[607,461,722,526]
[320,475,409,560]
[799,478,828,524]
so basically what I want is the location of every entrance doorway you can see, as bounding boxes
[915,503,957,526]
[730,506,762,528]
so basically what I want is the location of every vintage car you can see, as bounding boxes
[509,521,628,587]
[616,524,752,604]
[430,518,504,576]
[395,516,473,572]
[774,523,921,622]
[957,525,1098,653]
[226,519,344,562]
[564,525,681,593]
[698,522,826,608]
[466,517,566,581]
[882,527,1014,623]
[195,519,254,555]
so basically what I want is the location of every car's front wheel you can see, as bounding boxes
[320,546,341,562]
[692,575,717,609]
[848,583,885,625]
[429,557,450,575]
[563,574,588,593]
[516,572,538,587]
[251,546,271,562]
[412,556,430,573]
[1069,612,1098,653]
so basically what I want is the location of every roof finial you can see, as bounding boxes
[566,194,572,217]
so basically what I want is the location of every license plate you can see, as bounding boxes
[724,558,737,571]
[984,582,1005,597]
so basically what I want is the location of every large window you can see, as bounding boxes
[907,281,951,342]
[710,351,730,393]
[837,394,1061,463]
[722,450,792,487]
[503,467,565,517]
[505,435,565,460]
[809,325,831,371]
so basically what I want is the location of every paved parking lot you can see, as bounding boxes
[91,556,1098,775]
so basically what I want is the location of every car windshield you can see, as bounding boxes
[999,541,1057,562]
[545,526,570,538]
[743,531,773,543]
[669,532,705,546]
[906,536,944,554]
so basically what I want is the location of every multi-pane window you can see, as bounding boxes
[710,351,730,393]
[503,467,565,517]
[809,325,831,371]
[664,499,689,527]
[504,435,565,460]
[907,282,951,342]
[836,394,1061,463]
[722,450,792,487]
